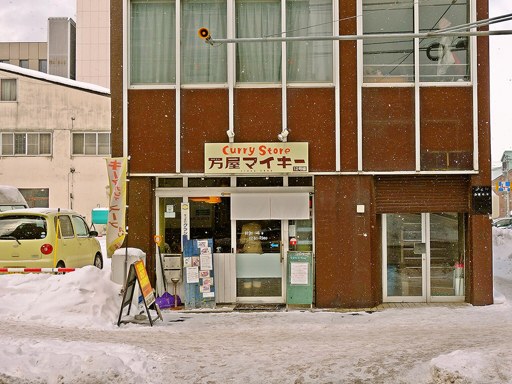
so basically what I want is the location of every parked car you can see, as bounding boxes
[0,208,103,269]
[0,185,29,212]
[492,217,512,229]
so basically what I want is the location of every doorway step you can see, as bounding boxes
[233,304,286,312]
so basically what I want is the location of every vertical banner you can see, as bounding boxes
[106,157,128,257]
[181,202,190,248]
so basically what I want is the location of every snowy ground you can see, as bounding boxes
[0,230,511,384]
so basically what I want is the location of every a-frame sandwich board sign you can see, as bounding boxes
[117,260,162,326]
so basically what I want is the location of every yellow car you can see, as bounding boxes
[0,208,103,270]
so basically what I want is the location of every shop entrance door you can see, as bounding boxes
[382,213,466,302]
[235,220,286,303]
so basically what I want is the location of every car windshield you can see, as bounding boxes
[0,215,47,240]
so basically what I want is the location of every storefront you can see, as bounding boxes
[155,175,314,305]
[111,0,494,308]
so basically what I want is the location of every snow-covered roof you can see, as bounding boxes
[0,62,110,96]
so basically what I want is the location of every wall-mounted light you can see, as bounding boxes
[278,128,289,143]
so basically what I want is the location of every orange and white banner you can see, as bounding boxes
[106,157,128,257]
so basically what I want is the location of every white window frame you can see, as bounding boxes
[0,132,52,156]
[72,132,111,156]
[357,0,478,173]
[0,79,17,102]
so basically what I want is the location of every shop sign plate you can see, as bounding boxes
[204,142,308,174]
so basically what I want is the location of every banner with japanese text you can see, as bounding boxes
[204,142,308,174]
[106,157,128,257]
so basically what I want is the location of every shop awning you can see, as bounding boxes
[230,193,310,220]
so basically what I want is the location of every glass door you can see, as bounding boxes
[382,213,465,302]
[383,213,426,301]
[428,213,465,299]
[235,220,285,303]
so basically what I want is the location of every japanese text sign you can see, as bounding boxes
[204,142,308,174]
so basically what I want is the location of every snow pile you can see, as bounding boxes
[0,264,121,329]
[0,338,154,384]
[430,350,512,384]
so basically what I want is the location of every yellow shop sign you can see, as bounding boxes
[204,142,309,174]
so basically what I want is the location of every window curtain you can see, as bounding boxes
[236,0,281,83]
[181,0,227,84]
[130,0,176,84]
[1,79,16,101]
[287,0,332,82]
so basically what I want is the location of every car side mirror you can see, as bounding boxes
[89,230,98,237]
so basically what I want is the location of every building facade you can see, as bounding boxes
[492,151,512,218]
[76,0,111,89]
[110,0,493,308]
[0,63,111,225]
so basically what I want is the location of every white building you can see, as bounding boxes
[76,0,110,89]
[0,62,110,225]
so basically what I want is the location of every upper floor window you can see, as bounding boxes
[0,79,17,101]
[418,0,469,82]
[363,0,469,83]
[19,60,29,69]
[236,0,333,84]
[1,133,52,156]
[130,0,176,85]
[72,132,111,156]
[129,0,333,86]
[286,0,333,83]
[181,0,227,84]
[39,60,47,73]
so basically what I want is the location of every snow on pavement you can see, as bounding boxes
[0,229,511,383]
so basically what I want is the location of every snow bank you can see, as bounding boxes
[0,265,122,329]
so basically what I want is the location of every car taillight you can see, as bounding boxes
[40,244,53,255]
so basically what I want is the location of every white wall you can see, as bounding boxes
[0,67,111,224]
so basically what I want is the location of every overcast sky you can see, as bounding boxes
[0,0,510,165]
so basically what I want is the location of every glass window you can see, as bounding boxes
[181,0,227,84]
[0,133,52,156]
[72,133,111,156]
[287,0,333,83]
[236,0,281,83]
[84,133,97,155]
[1,79,17,101]
[14,134,26,155]
[19,60,29,69]
[39,134,51,155]
[39,59,47,73]
[72,216,90,237]
[57,215,74,238]
[158,178,183,187]
[130,0,176,85]
[236,177,283,187]
[1,133,13,155]
[0,216,47,240]
[18,188,49,208]
[419,0,469,82]
[363,0,414,83]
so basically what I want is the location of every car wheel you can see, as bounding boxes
[56,261,66,275]
[94,253,103,269]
